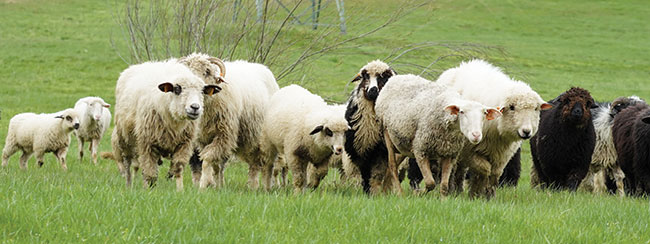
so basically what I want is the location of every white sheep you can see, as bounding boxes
[376,74,501,196]
[436,60,551,199]
[260,85,349,193]
[73,96,111,165]
[110,59,219,191]
[176,53,280,189]
[344,60,397,194]
[2,108,80,170]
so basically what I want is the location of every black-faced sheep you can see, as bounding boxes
[2,109,80,170]
[260,85,348,193]
[74,96,111,165]
[110,59,219,190]
[579,96,642,195]
[436,59,551,199]
[613,101,650,196]
[344,60,396,194]
[376,74,501,196]
[529,87,596,191]
[176,53,280,190]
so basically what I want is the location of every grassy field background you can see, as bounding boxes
[1,0,650,242]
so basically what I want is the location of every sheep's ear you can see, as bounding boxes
[540,103,553,110]
[389,68,397,76]
[310,125,324,135]
[158,83,174,93]
[203,85,222,96]
[102,102,111,108]
[54,115,64,119]
[445,105,460,115]
[216,77,227,84]
[642,116,650,124]
[497,106,505,114]
[351,73,362,82]
[485,108,502,121]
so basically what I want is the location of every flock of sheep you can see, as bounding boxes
[3,53,650,199]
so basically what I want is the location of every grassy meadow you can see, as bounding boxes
[1,0,650,242]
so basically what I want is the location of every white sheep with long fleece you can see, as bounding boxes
[260,85,348,193]
[436,59,551,199]
[376,74,501,196]
[177,53,280,190]
[110,59,219,191]
[2,108,80,170]
[74,96,111,165]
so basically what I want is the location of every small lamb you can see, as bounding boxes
[74,96,111,165]
[2,109,80,170]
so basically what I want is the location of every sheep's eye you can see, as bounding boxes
[324,128,333,137]
[204,69,211,77]
[65,116,72,122]
[459,110,464,114]
[173,85,182,95]
[509,105,515,111]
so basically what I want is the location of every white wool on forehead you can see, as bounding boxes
[361,60,391,75]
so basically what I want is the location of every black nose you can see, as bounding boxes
[521,129,531,139]
[73,123,80,129]
[571,103,583,117]
[190,103,200,110]
[366,87,378,100]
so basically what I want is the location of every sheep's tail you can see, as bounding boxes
[100,152,116,161]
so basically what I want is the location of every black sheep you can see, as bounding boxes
[530,87,596,190]
[612,102,650,196]
[344,60,396,194]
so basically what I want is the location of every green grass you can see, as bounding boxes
[1,0,650,242]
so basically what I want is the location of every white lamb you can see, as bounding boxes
[260,85,349,193]
[74,96,111,165]
[376,74,501,196]
[2,108,80,170]
[436,60,551,199]
[176,53,280,189]
[110,59,219,191]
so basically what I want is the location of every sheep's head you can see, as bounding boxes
[446,100,501,144]
[178,53,227,86]
[77,97,110,122]
[610,96,644,118]
[308,109,349,155]
[158,75,220,120]
[55,109,80,131]
[497,91,552,140]
[351,60,396,102]
[552,87,595,126]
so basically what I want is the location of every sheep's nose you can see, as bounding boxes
[334,146,343,155]
[73,123,80,129]
[472,132,481,141]
[520,129,531,139]
[571,103,583,117]
[190,103,200,110]
[366,87,379,100]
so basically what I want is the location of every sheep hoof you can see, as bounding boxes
[38,161,44,167]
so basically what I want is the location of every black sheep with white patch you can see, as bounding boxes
[530,87,596,190]
[344,60,396,194]
[612,101,650,196]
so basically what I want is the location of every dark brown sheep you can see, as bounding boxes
[612,101,650,196]
[530,87,596,190]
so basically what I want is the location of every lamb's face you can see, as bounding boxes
[352,60,395,102]
[56,109,80,131]
[309,124,348,155]
[158,76,220,121]
[86,99,110,122]
[498,94,552,140]
[557,87,595,126]
[446,101,501,144]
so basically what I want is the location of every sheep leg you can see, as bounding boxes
[287,155,307,194]
[123,159,133,187]
[56,148,69,171]
[77,137,84,163]
[307,161,329,189]
[439,157,455,197]
[612,166,625,197]
[247,162,261,190]
[260,162,273,191]
[90,138,99,165]
[19,151,33,170]
[382,131,403,195]
[467,155,491,199]
[199,160,217,189]
[189,150,202,187]
[169,161,185,192]
[414,155,435,194]
[2,145,18,168]
[139,152,159,189]
[35,152,45,168]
